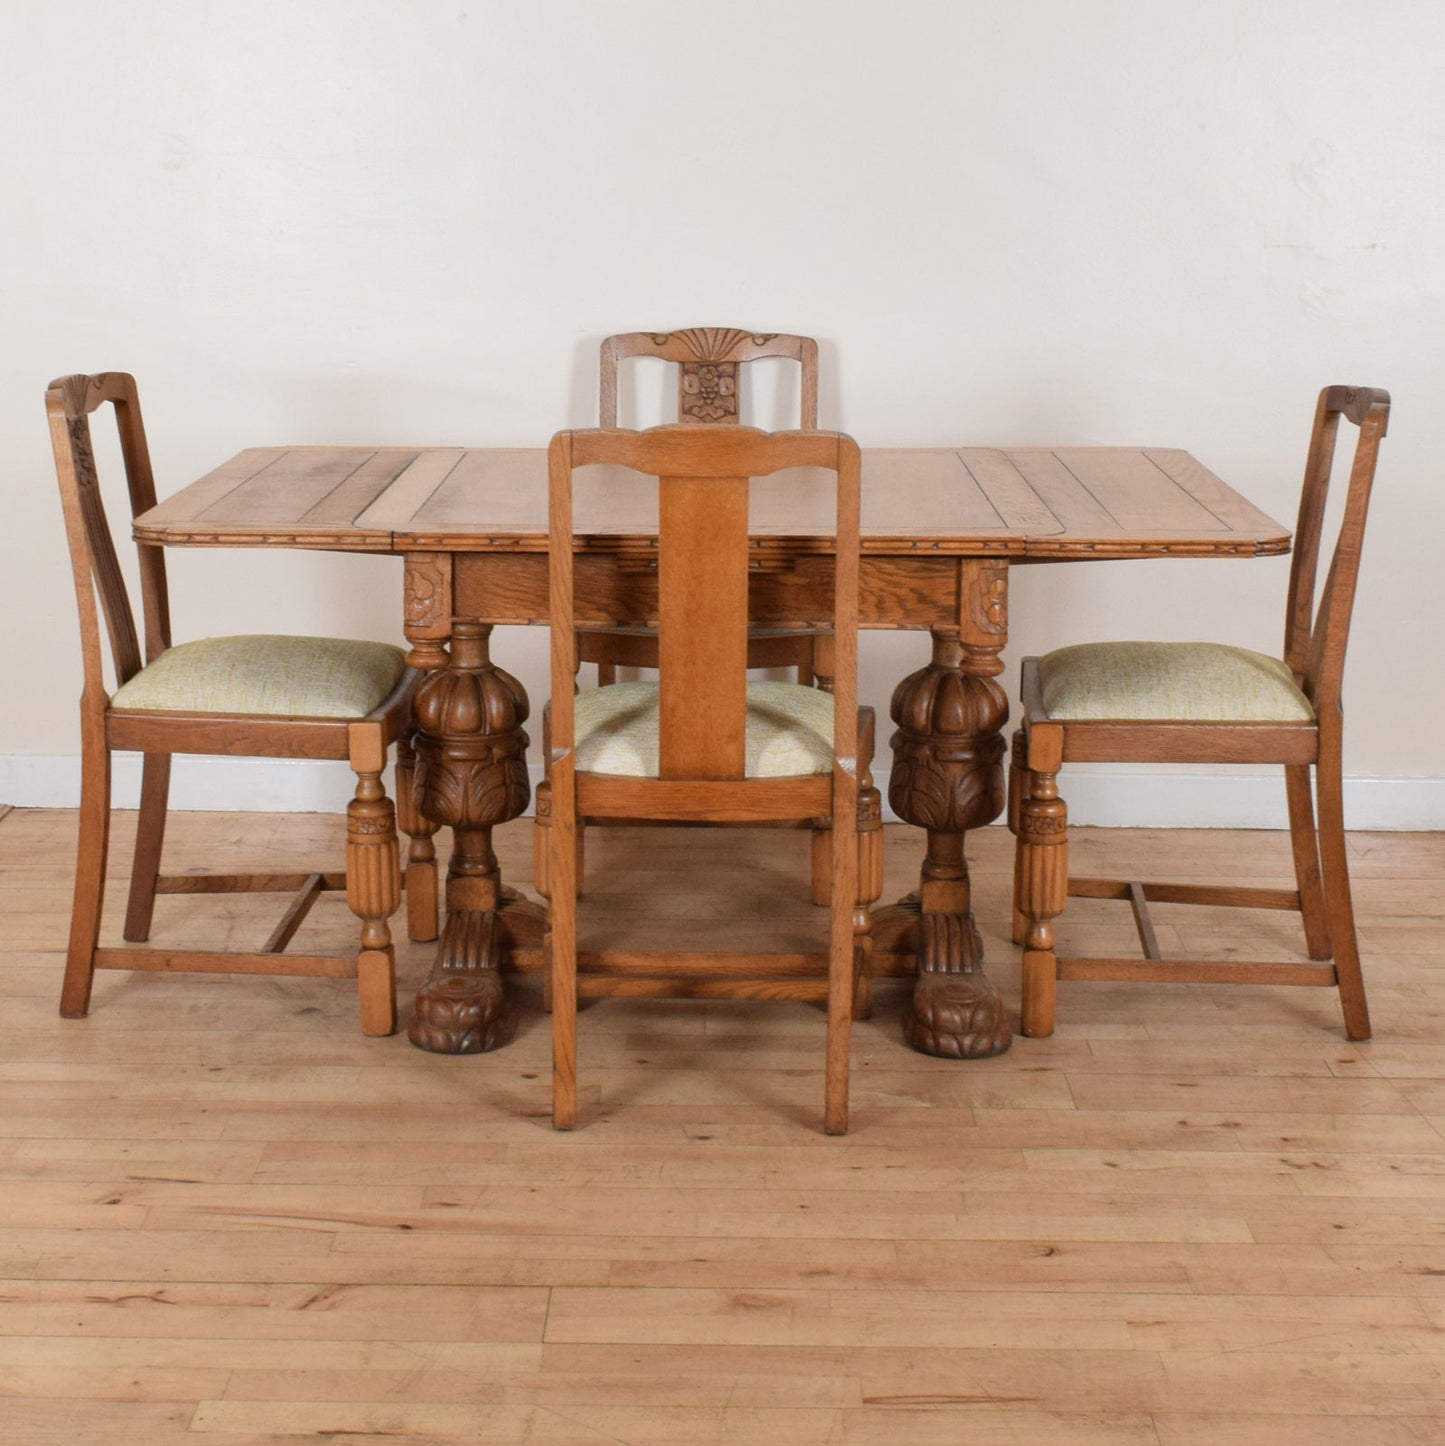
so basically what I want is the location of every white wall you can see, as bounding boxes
[3,0,1441,824]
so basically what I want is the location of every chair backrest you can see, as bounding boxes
[1283,385,1390,720]
[46,373,170,709]
[548,426,859,781]
[599,329,819,430]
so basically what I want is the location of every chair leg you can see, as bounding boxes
[596,661,618,687]
[532,781,556,1013]
[810,821,832,906]
[851,745,884,1022]
[532,781,554,902]
[809,671,855,906]
[811,633,835,693]
[851,873,879,1025]
[1314,742,1371,1040]
[541,706,587,901]
[395,735,439,944]
[550,774,579,1130]
[826,802,859,1138]
[346,727,400,1037]
[1017,726,1068,1039]
[1284,762,1331,960]
[122,752,171,942]
[1007,728,1030,946]
[61,720,111,1019]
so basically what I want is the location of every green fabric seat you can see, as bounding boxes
[1037,641,1314,723]
[574,679,835,778]
[110,635,408,719]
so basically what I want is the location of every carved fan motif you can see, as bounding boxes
[646,332,783,424]
[56,373,101,418]
[657,328,778,361]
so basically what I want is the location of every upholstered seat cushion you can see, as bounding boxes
[1037,642,1314,722]
[573,680,834,777]
[110,635,408,719]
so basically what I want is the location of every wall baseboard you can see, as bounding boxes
[1,755,1441,831]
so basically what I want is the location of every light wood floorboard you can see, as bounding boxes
[1,806,1443,1442]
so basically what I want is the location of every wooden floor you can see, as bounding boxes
[2,806,1444,1444]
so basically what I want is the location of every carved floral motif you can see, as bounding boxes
[404,556,450,632]
[680,361,738,423]
[972,564,1008,636]
[415,745,531,832]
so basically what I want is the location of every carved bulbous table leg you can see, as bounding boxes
[878,606,1014,1059]
[406,619,535,1054]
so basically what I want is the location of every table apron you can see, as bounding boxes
[448,552,968,630]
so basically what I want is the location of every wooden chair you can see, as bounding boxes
[582,328,826,688]
[564,329,838,904]
[1009,386,1390,1040]
[538,425,882,1134]
[47,372,434,1035]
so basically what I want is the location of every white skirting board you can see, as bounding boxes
[1,755,1442,831]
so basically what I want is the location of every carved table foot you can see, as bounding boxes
[904,912,1012,1058]
[408,911,515,1054]
[409,970,510,1053]
[873,895,1010,1057]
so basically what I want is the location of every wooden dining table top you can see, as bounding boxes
[135,443,1290,560]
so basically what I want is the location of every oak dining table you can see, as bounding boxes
[134,441,1290,1060]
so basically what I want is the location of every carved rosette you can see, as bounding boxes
[680,362,738,423]
[403,554,452,672]
[404,558,446,629]
[961,563,1009,673]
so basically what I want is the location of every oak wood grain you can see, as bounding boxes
[1011,386,1390,1043]
[545,427,867,1134]
[3,808,1444,1441]
[136,445,1290,561]
[46,373,430,1036]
